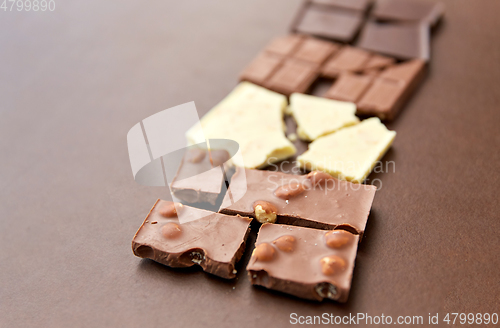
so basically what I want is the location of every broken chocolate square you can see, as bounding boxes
[170,148,230,205]
[132,200,252,279]
[247,223,359,302]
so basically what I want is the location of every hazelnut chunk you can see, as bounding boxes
[274,182,306,200]
[253,201,278,224]
[161,222,182,239]
[324,230,353,249]
[252,243,275,262]
[307,171,333,186]
[158,201,183,218]
[320,255,346,276]
[272,235,296,252]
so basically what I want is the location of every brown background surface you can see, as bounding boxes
[1,0,499,327]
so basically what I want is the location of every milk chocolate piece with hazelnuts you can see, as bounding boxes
[247,224,359,302]
[132,199,252,279]
[219,168,376,235]
[170,148,231,205]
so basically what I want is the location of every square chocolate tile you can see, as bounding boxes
[266,58,319,96]
[356,21,430,60]
[292,37,340,65]
[325,72,374,103]
[239,51,284,85]
[321,46,372,78]
[295,6,365,42]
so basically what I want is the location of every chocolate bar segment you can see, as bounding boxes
[292,37,340,65]
[170,148,230,205]
[357,21,431,60]
[294,5,365,42]
[220,168,376,235]
[266,58,319,96]
[362,53,396,72]
[132,200,252,279]
[324,72,374,103]
[264,34,304,56]
[239,52,284,86]
[357,59,426,120]
[247,224,359,302]
[372,0,444,26]
[321,46,372,78]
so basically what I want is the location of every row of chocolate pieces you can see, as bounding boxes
[292,0,443,52]
[132,168,376,301]
[240,0,444,121]
[240,33,426,121]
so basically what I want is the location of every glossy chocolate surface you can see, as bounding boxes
[132,200,252,279]
[220,168,376,235]
[247,224,359,302]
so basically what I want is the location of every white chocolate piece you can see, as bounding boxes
[186,82,296,169]
[289,93,359,141]
[297,117,396,183]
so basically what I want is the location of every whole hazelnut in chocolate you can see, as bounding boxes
[320,255,346,276]
[158,201,182,218]
[274,182,306,200]
[307,171,333,186]
[324,230,353,249]
[161,222,182,239]
[272,235,296,252]
[252,242,276,262]
[253,201,278,224]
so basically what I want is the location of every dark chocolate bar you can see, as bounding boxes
[356,21,431,60]
[219,168,376,235]
[247,224,359,302]
[372,0,444,26]
[132,200,252,279]
[294,5,365,42]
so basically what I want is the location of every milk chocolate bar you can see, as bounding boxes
[132,200,252,279]
[170,148,230,205]
[240,35,338,97]
[357,59,427,120]
[247,224,359,302]
[219,168,376,235]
